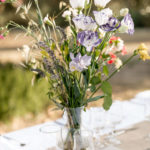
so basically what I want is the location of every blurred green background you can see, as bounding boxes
[0,0,150,131]
[0,63,50,122]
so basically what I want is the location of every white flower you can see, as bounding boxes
[70,8,82,17]
[93,8,113,26]
[120,8,129,16]
[69,0,89,9]
[115,58,122,69]
[44,14,49,23]
[94,0,111,8]
[73,14,97,31]
[116,39,124,51]
[69,53,91,72]
[109,38,124,52]
[62,10,72,18]
[77,31,102,52]
[18,45,31,64]
[59,1,67,10]
[71,9,78,16]
[44,14,52,25]
[119,14,134,35]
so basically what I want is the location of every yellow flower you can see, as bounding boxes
[137,43,150,61]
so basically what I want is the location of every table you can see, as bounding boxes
[0,90,150,150]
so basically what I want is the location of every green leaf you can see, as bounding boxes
[83,69,90,87]
[103,94,112,110]
[101,81,112,110]
[73,80,81,99]
[90,85,96,92]
[85,3,90,9]
[95,50,100,57]
[101,81,112,95]
[103,65,109,76]
[86,95,104,103]
[91,76,101,85]
[71,26,77,37]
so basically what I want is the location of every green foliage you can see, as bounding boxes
[103,65,109,76]
[83,95,104,105]
[101,81,112,110]
[91,76,101,85]
[0,64,51,122]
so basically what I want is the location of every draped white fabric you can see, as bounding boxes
[0,90,150,150]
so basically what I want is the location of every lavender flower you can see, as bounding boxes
[77,31,102,52]
[69,53,91,72]
[100,17,121,32]
[73,14,97,31]
[119,14,134,35]
[93,8,113,26]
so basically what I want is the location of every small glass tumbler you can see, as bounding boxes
[39,124,62,150]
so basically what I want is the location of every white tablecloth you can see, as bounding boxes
[0,90,150,150]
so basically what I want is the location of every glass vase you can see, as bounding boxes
[57,107,94,150]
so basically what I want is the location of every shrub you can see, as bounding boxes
[0,63,51,122]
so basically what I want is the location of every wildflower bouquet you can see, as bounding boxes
[1,0,150,149]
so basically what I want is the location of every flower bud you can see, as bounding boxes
[94,0,111,8]
[62,10,71,18]
[120,8,129,16]
[69,0,89,9]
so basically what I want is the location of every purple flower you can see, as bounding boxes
[100,17,121,32]
[77,31,102,52]
[73,14,97,31]
[120,14,134,35]
[69,53,91,72]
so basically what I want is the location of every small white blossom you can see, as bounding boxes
[69,8,82,17]
[93,8,113,26]
[94,0,111,8]
[69,0,89,9]
[59,1,67,10]
[120,8,129,16]
[116,39,124,51]
[18,45,31,64]
[109,38,124,52]
[115,58,122,69]
[44,14,53,26]
[62,10,72,18]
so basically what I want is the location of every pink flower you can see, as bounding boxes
[107,52,116,64]
[109,36,120,44]
[0,0,6,2]
[110,52,116,59]
[122,46,127,55]
[107,59,115,64]
[0,35,4,39]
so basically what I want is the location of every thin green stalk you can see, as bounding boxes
[87,0,93,16]
[34,0,49,42]
[89,53,137,99]
[7,21,38,41]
